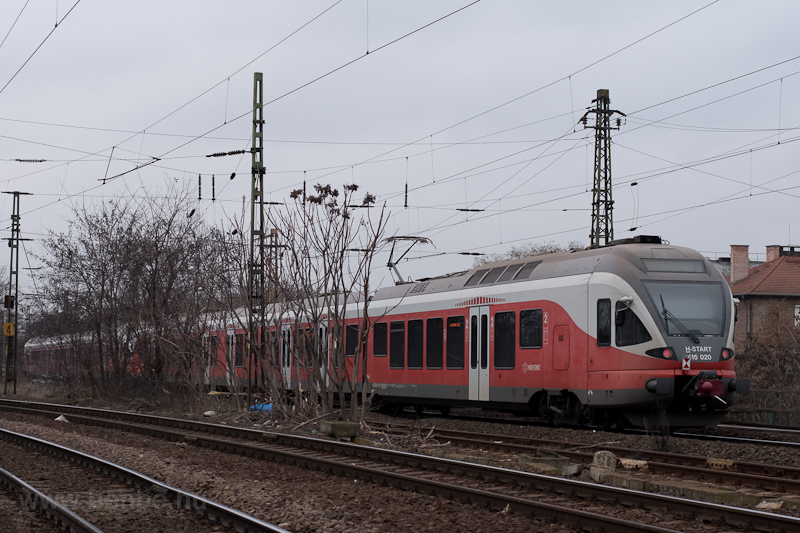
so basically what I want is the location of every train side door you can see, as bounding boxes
[281,324,292,388]
[468,306,490,401]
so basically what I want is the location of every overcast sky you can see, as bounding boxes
[1,1,798,290]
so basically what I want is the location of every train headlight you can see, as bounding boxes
[720,348,733,360]
[646,347,675,359]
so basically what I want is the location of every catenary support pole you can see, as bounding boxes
[3,191,32,395]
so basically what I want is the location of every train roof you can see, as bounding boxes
[372,237,711,302]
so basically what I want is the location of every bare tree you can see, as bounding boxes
[265,183,388,423]
[33,183,226,399]
[473,239,584,266]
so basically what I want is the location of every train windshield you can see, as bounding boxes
[642,281,726,337]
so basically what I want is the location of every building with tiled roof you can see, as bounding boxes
[728,244,800,348]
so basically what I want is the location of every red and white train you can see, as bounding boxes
[25,236,749,427]
[360,235,748,427]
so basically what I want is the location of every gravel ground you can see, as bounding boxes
[4,394,800,532]
[0,412,575,533]
[369,409,800,469]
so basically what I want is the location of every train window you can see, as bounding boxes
[597,299,611,347]
[470,316,478,369]
[373,322,387,357]
[481,314,488,369]
[235,333,244,367]
[615,302,652,347]
[408,319,424,369]
[390,321,405,369]
[494,311,515,369]
[318,325,328,366]
[345,324,359,357]
[268,331,278,368]
[497,263,524,283]
[426,318,443,369]
[447,316,465,369]
[209,336,219,369]
[643,281,725,336]
[302,328,314,365]
[282,328,291,367]
[513,261,542,280]
[520,309,543,348]
[465,269,489,287]
[642,258,705,273]
[480,267,506,285]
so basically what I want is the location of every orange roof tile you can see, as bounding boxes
[729,256,800,296]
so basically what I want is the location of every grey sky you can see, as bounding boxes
[1,1,798,289]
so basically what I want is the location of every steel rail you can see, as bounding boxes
[0,408,674,533]
[0,427,289,533]
[0,465,104,533]
[720,420,800,434]
[0,400,798,531]
[422,426,800,486]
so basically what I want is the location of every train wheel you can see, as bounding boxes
[415,405,425,416]
[593,409,616,432]
[439,406,451,416]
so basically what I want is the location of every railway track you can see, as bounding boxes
[0,399,798,532]
[0,464,96,533]
[376,423,800,495]
[720,420,800,435]
[0,425,288,533]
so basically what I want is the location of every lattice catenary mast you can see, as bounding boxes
[248,72,266,404]
[581,89,625,248]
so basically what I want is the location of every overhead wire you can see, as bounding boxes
[0,0,31,51]
[0,0,347,189]
[326,0,720,180]
[0,0,82,96]
[15,2,485,218]
[7,1,796,270]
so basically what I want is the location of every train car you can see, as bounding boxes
[363,236,749,428]
[22,236,749,428]
[23,334,143,380]
[23,336,80,378]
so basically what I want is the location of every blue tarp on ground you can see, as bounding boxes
[249,403,272,412]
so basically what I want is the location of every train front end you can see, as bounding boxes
[591,242,749,428]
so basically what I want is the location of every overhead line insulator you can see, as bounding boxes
[206,150,246,158]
